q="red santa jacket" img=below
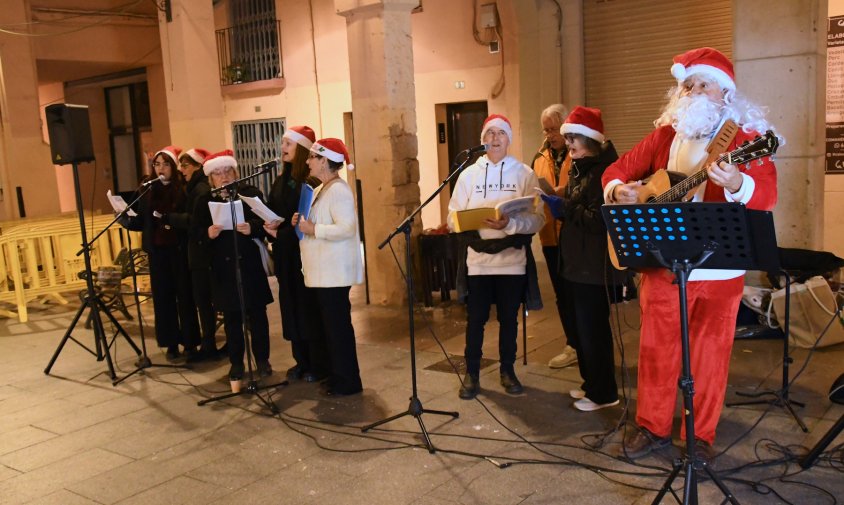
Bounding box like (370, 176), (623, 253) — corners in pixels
(602, 125), (777, 211)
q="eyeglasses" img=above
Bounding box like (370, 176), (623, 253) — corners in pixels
(152, 161), (169, 168)
(307, 153), (323, 160)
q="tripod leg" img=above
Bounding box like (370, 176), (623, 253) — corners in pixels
(783, 400), (809, 433)
(416, 416), (435, 453)
(652, 462), (683, 504)
(702, 464), (741, 505)
(682, 460), (697, 505)
(44, 301), (88, 374)
(800, 413), (844, 469)
(89, 301), (117, 380)
(361, 410), (412, 432)
(421, 408), (460, 419)
(97, 297), (142, 356)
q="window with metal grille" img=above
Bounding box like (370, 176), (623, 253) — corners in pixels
(232, 119), (286, 197)
(216, 0), (283, 85)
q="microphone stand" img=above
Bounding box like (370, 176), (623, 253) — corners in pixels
(360, 150), (480, 453)
(45, 164), (146, 384)
(198, 163), (286, 412)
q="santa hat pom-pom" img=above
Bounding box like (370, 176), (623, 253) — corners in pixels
(671, 62), (686, 81)
(346, 163), (355, 171)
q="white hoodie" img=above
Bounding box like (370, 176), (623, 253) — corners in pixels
(447, 154), (545, 275)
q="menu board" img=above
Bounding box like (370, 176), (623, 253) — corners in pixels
(827, 16), (844, 173)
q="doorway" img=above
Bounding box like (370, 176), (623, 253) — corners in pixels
(105, 82), (151, 194)
(436, 101), (488, 221)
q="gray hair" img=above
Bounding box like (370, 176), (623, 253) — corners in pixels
(540, 104), (569, 125)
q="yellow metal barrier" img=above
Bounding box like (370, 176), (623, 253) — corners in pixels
(0, 213), (141, 322)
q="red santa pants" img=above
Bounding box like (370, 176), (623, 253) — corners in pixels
(636, 270), (744, 444)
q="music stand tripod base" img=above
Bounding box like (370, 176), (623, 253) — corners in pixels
(603, 202), (780, 505)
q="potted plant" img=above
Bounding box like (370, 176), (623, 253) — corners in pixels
(224, 62), (250, 84)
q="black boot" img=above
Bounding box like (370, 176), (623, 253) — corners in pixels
(458, 374), (480, 400)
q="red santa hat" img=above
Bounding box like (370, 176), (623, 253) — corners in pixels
(670, 47), (735, 92)
(311, 138), (352, 167)
(179, 148), (210, 165)
(282, 125), (316, 150)
(480, 114), (513, 143)
(560, 106), (605, 143)
(154, 145), (182, 166)
(202, 149), (238, 175)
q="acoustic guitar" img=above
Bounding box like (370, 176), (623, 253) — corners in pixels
(607, 127), (780, 270)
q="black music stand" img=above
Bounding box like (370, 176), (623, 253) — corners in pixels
(603, 202), (779, 505)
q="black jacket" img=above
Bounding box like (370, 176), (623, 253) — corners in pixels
(169, 172), (213, 269)
(266, 163), (303, 269)
(205, 184), (273, 311)
(559, 141), (627, 286)
(122, 180), (188, 254)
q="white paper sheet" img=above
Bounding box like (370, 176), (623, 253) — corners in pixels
(209, 200), (244, 230)
(240, 195), (283, 224)
(107, 190), (137, 217)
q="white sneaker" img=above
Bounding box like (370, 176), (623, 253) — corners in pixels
(548, 345), (578, 369)
(573, 397), (620, 412)
(569, 388), (586, 399)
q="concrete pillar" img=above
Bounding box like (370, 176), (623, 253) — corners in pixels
(336, 0), (421, 306)
(734, 0), (827, 250)
(157, 0), (226, 149)
(0, 0), (61, 220)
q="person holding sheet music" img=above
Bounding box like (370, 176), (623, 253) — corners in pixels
(540, 107), (627, 412)
(447, 114), (545, 400)
(202, 150), (274, 382)
(120, 146), (199, 361)
(602, 48), (779, 464)
(263, 126), (328, 383)
(291, 138), (363, 396)
(167, 148), (223, 362)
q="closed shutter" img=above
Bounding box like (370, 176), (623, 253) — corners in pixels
(583, 0), (732, 153)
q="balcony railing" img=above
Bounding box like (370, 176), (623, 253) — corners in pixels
(216, 20), (283, 86)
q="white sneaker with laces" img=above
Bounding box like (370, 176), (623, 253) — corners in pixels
(573, 397), (620, 412)
(548, 345), (578, 368)
(569, 388), (586, 399)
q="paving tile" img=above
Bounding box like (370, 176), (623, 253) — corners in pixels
(0, 426), (57, 457)
(24, 489), (102, 505)
(0, 448), (132, 504)
(113, 475), (232, 505)
(0, 463), (21, 483)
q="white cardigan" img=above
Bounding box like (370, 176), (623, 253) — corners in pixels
(299, 178), (364, 288)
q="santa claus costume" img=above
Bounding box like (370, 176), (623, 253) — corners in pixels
(602, 47), (778, 446)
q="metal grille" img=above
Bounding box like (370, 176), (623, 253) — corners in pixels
(216, 0), (282, 85)
(583, 0), (732, 153)
(232, 118), (286, 197)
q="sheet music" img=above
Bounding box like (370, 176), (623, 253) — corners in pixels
(107, 190), (137, 217)
(209, 200), (244, 230)
(240, 195), (283, 224)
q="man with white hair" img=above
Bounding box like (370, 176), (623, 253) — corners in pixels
(531, 104), (577, 369)
(602, 47), (779, 464)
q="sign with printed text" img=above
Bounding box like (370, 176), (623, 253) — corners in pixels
(826, 16), (844, 173)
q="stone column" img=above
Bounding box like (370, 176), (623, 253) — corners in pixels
(336, 0), (421, 306)
(734, 0), (827, 250)
(157, 0), (226, 149)
(0, 0), (61, 220)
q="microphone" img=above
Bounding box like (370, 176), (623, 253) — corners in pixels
(255, 159), (279, 171)
(463, 144), (488, 155)
(141, 174), (166, 187)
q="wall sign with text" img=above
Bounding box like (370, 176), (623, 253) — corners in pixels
(827, 16), (844, 173)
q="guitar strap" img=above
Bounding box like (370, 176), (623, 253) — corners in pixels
(702, 119), (739, 168)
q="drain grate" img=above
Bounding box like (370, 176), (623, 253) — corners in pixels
(425, 355), (497, 374)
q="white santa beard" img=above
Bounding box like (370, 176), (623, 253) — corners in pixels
(670, 95), (724, 139)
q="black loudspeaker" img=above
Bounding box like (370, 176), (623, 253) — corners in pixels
(45, 104), (95, 165)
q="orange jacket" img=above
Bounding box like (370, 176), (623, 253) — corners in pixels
(531, 145), (570, 246)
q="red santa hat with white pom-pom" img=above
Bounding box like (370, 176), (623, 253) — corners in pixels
(202, 149), (237, 175)
(479, 114), (513, 143)
(179, 148), (210, 165)
(560, 106), (605, 143)
(282, 125), (316, 150)
(310, 138), (354, 171)
(154, 145), (182, 166)
(670, 47), (735, 92)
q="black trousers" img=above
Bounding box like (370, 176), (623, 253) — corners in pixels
(465, 274), (526, 376)
(311, 286), (361, 394)
(223, 306), (270, 368)
(191, 267), (217, 350)
(149, 246), (199, 349)
(542, 245), (567, 343)
(561, 279), (618, 404)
